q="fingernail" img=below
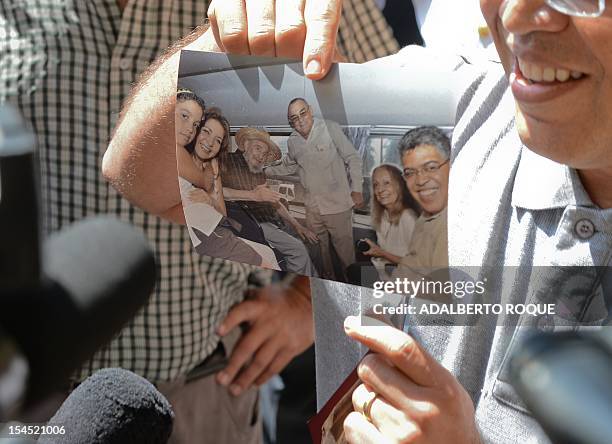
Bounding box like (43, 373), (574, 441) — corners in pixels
(305, 58), (322, 76)
(217, 324), (226, 336)
(217, 371), (229, 386)
(230, 384), (242, 396)
(344, 316), (358, 331)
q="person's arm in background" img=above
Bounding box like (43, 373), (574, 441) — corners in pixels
(328, 121), (364, 208)
(264, 156), (299, 176)
(204, 158), (227, 216)
(265, 143), (299, 177)
(362, 238), (402, 264)
(223, 185), (283, 203)
(102, 0), (342, 225)
(102, 26), (216, 225)
(177, 142), (220, 212)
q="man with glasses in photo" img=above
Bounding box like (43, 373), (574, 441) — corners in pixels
(393, 126), (450, 277)
(265, 98), (364, 282)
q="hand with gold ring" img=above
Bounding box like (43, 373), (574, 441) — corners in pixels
(342, 316), (482, 444)
(361, 389), (377, 423)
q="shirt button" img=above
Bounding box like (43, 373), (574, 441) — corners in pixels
(118, 58), (131, 71)
(574, 219), (595, 239)
(536, 314), (554, 332)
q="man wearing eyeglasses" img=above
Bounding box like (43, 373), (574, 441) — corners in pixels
(265, 97), (364, 282)
(393, 126), (450, 276)
(334, 1), (612, 443)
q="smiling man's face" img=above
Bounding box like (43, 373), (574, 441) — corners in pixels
(288, 100), (314, 138)
(402, 144), (449, 217)
(480, 0), (612, 171)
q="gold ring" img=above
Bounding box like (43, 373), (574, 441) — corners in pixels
(362, 392), (377, 422)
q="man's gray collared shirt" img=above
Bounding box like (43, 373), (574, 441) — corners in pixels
(266, 118), (363, 215)
(313, 48), (612, 443)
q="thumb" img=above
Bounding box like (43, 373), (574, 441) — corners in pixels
(303, 0), (342, 79)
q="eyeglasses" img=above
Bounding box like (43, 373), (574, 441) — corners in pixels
(288, 108), (310, 125)
(545, 0), (605, 17)
(403, 159), (449, 179)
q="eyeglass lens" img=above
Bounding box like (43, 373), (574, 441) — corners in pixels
(289, 109), (308, 123)
(546, 0), (605, 17)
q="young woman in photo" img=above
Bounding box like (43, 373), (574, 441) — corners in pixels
(177, 106), (278, 269)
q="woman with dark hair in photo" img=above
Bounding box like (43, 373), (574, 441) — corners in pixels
(181, 108), (231, 215)
(175, 89), (206, 146)
(177, 106), (279, 269)
(348, 164), (419, 285)
(175, 88), (215, 192)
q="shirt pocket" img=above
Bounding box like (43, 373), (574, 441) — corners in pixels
(492, 275), (608, 414)
(492, 327), (534, 414)
(300, 150), (339, 193)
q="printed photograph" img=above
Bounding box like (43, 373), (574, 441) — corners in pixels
(176, 50), (456, 285)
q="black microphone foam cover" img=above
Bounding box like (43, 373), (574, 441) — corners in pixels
(39, 368), (174, 444)
(0, 216), (156, 400)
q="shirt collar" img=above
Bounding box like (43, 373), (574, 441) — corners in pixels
(421, 206), (447, 222)
(511, 145), (594, 210)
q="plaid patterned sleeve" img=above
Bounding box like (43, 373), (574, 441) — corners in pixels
(338, 0), (400, 62)
(220, 152), (281, 224)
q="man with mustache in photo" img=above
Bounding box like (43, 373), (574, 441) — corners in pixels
(265, 98), (364, 282)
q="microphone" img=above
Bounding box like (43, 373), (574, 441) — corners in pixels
(510, 329), (612, 444)
(509, 267), (612, 444)
(0, 104), (41, 290)
(1, 103), (156, 405)
(0, 217), (156, 403)
(38, 368), (174, 444)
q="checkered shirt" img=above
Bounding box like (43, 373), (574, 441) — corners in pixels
(0, 0), (397, 382)
(220, 151), (281, 225)
(338, 0), (400, 62)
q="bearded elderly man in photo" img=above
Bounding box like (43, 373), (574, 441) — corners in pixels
(265, 98), (364, 282)
(221, 127), (317, 276)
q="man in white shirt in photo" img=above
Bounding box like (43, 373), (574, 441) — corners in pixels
(265, 98), (364, 281)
